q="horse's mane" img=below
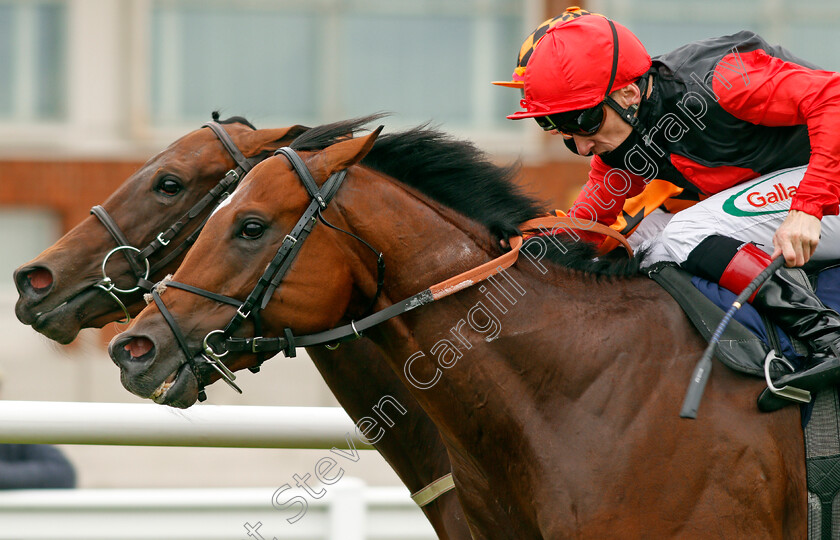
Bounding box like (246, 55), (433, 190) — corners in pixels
(289, 114), (387, 151)
(533, 238), (644, 279)
(288, 115), (641, 278)
(211, 111), (258, 130)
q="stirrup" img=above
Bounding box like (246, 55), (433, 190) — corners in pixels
(763, 349), (811, 405)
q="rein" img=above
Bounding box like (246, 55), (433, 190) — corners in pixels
(151, 148), (638, 399)
(221, 217), (629, 357)
(90, 121), (260, 324)
(153, 145), (526, 379)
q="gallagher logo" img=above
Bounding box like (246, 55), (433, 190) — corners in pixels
(722, 167), (805, 217)
(746, 184), (797, 207)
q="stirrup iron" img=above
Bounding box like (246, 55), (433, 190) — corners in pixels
(763, 349), (811, 404)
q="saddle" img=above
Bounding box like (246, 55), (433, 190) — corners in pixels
(647, 261), (804, 380)
(648, 261), (840, 406)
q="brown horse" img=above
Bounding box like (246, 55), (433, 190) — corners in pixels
(111, 120), (806, 538)
(12, 117), (479, 539)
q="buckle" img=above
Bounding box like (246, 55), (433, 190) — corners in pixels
(157, 232), (170, 246)
(236, 305), (251, 319)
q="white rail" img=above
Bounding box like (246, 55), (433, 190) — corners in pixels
(0, 479), (437, 540)
(0, 401), (367, 449)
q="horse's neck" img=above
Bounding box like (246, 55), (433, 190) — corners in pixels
(337, 175), (501, 301)
(340, 182), (690, 450)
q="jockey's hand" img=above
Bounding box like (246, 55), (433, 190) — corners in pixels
(772, 210), (821, 267)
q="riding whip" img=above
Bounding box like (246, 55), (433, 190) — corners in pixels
(679, 256), (785, 419)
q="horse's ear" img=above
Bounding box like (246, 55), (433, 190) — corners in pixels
(309, 126), (383, 180)
(237, 125), (310, 156)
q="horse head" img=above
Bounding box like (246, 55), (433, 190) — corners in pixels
(109, 126), (382, 408)
(13, 117), (307, 344)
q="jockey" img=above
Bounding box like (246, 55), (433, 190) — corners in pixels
(505, 13), (840, 399)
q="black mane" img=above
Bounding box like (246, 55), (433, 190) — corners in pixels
(362, 125), (543, 240)
(211, 111), (257, 130)
(289, 114), (387, 152)
(532, 237), (644, 278)
(286, 115), (640, 277)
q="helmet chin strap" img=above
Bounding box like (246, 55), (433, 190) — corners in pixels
(604, 74), (649, 137)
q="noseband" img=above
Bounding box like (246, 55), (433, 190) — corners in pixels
(149, 146), (385, 401)
(90, 121), (260, 324)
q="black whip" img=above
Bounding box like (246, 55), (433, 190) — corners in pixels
(680, 256), (785, 419)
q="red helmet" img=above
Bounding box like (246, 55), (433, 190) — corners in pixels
(507, 15), (651, 120)
(491, 7), (603, 89)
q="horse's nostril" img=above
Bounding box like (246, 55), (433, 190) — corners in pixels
(125, 337), (154, 359)
(27, 268), (53, 291)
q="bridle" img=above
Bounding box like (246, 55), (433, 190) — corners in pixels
(146, 141), (545, 403)
(90, 121), (261, 324)
(149, 146), (385, 401)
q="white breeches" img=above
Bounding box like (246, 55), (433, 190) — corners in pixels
(636, 166), (840, 266)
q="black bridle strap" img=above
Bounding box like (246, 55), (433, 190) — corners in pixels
(226, 153), (349, 326)
(166, 281), (243, 308)
(225, 235), (526, 355)
(91, 121), (259, 292)
(91, 205), (147, 281)
(203, 121), (258, 173)
(137, 168), (241, 265)
(152, 279), (261, 393)
(151, 287), (195, 368)
(222, 196), (325, 339)
(136, 121), (262, 266)
(258, 170), (349, 310)
(275, 147), (327, 208)
(226, 289), (435, 353)
(145, 208), (214, 277)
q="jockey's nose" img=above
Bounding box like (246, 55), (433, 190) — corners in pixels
(574, 136), (595, 156)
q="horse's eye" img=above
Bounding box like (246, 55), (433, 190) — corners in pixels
(156, 176), (182, 196)
(240, 220), (265, 239)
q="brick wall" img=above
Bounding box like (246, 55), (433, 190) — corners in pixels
(0, 158), (589, 235)
(0, 160), (146, 233)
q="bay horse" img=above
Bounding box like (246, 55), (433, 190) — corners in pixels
(110, 120), (807, 538)
(12, 117), (480, 538)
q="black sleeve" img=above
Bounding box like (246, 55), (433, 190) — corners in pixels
(0, 444), (77, 489)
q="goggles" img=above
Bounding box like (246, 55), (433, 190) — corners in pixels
(534, 103), (605, 135)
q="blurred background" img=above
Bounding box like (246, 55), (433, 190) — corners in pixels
(0, 0), (839, 538)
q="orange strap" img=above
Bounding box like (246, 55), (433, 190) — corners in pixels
(429, 236), (523, 300)
(428, 217), (632, 301)
(519, 216), (634, 258)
